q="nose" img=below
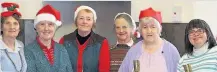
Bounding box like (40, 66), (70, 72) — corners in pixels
(120, 28), (124, 32)
(147, 27), (152, 33)
(9, 24), (15, 29)
(44, 24), (49, 30)
(83, 19), (88, 24)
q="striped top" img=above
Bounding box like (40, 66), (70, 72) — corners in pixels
(177, 44), (217, 72)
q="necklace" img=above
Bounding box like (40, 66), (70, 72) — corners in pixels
(4, 49), (23, 72)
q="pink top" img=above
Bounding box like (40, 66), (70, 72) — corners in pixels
(138, 44), (168, 72)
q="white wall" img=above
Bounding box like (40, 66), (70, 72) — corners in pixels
(1, 0), (194, 23)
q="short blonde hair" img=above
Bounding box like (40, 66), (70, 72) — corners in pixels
(138, 17), (162, 35)
(75, 9), (96, 28)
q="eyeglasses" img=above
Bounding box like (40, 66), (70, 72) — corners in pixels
(188, 28), (205, 36)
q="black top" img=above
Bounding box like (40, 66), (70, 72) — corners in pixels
(76, 30), (91, 45)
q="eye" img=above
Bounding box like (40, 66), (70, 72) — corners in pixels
(116, 26), (120, 29)
(13, 22), (18, 25)
(122, 26), (127, 29)
(79, 17), (84, 20)
(5, 21), (10, 25)
(40, 23), (45, 26)
(87, 18), (91, 21)
(143, 26), (147, 28)
(48, 23), (54, 26)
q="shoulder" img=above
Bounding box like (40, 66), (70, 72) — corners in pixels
(24, 40), (38, 50)
(208, 45), (217, 52)
(163, 39), (178, 51)
(62, 31), (76, 42)
(110, 44), (116, 50)
(126, 40), (143, 56)
(163, 39), (176, 48)
(54, 42), (67, 51)
(92, 33), (106, 43)
(16, 39), (24, 47)
(179, 54), (188, 63)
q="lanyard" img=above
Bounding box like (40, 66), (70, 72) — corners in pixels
(4, 49), (23, 72)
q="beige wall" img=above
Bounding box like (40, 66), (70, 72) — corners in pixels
(1, 0), (194, 23)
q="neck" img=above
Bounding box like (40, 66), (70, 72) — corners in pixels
(78, 30), (91, 37)
(2, 36), (16, 51)
(143, 37), (162, 53)
(193, 42), (209, 56)
(194, 42), (207, 49)
(39, 37), (51, 49)
(117, 38), (131, 44)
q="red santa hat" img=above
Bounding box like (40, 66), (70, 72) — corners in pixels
(74, 5), (97, 22)
(1, 2), (21, 17)
(34, 4), (62, 28)
(139, 7), (162, 33)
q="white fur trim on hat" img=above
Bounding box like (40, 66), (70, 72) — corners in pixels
(114, 12), (136, 35)
(34, 13), (62, 28)
(3, 8), (8, 12)
(74, 6), (97, 22)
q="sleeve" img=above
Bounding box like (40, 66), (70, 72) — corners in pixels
(62, 47), (73, 72)
(59, 37), (64, 44)
(177, 54), (187, 72)
(24, 48), (37, 72)
(98, 39), (110, 72)
(170, 44), (181, 72)
(0, 51), (3, 72)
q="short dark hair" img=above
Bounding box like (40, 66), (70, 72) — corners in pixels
(1, 14), (21, 34)
(184, 19), (216, 55)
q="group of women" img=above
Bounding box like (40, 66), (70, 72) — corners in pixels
(1, 2), (217, 72)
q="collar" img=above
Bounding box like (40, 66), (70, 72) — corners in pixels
(116, 38), (134, 47)
(0, 35), (22, 53)
(36, 36), (55, 50)
(193, 42), (209, 56)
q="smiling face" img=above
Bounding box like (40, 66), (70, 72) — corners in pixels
(115, 18), (132, 42)
(36, 21), (56, 41)
(139, 17), (161, 43)
(76, 9), (95, 33)
(188, 28), (207, 48)
(1, 16), (20, 38)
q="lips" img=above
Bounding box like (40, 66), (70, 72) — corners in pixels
(193, 37), (202, 41)
(43, 31), (51, 34)
(8, 30), (16, 32)
(147, 34), (153, 36)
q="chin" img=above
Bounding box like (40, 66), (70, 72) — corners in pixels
(144, 39), (155, 43)
(80, 29), (91, 32)
(7, 34), (18, 38)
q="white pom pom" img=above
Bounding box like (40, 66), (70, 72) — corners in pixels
(56, 20), (62, 26)
(136, 32), (141, 38)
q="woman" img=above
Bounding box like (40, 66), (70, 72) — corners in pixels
(177, 19), (217, 72)
(60, 5), (110, 72)
(110, 12), (138, 72)
(119, 7), (180, 72)
(0, 2), (27, 72)
(24, 4), (72, 72)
